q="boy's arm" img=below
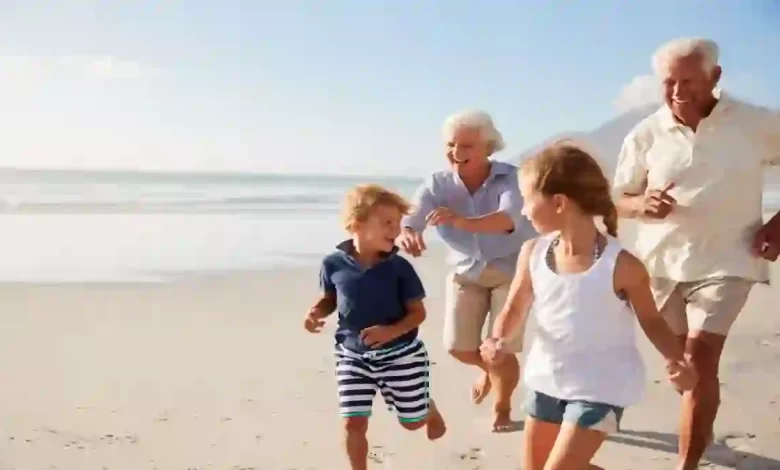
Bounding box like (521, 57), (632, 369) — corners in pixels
(615, 251), (685, 363)
(387, 299), (426, 337)
(312, 261), (338, 318)
(389, 258), (427, 335)
(310, 292), (337, 318)
(490, 238), (536, 341)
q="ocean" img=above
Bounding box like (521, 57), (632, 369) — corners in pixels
(0, 169), (423, 282)
(1, 168), (779, 283)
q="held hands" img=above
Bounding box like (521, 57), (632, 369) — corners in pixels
(642, 182), (677, 219)
(303, 308), (326, 333)
(360, 325), (400, 348)
(666, 357), (698, 391)
(479, 337), (508, 365)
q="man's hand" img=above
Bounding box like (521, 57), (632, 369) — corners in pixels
(303, 308), (326, 333)
(641, 182), (677, 219)
(752, 221), (780, 261)
(426, 206), (465, 229)
(360, 325), (399, 348)
(398, 227), (426, 257)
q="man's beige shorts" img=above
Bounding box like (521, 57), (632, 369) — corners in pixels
(443, 265), (524, 352)
(651, 276), (754, 336)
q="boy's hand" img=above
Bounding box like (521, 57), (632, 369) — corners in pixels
(303, 308), (326, 333)
(666, 357), (698, 391)
(398, 227), (426, 257)
(360, 325), (399, 348)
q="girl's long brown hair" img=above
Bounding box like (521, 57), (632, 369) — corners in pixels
(521, 141), (618, 237)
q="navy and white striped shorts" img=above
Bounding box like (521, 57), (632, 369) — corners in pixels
(334, 339), (431, 422)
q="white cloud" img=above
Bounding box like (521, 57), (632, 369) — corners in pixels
(613, 74), (661, 113)
(0, 54), (161, 82)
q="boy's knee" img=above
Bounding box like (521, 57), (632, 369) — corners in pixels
(342, 416), (369, 435)
(399, 419), (426, 431)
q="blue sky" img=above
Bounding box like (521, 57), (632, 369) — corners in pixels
(1, 1), (778, 176)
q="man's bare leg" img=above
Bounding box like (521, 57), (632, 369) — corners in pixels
(448, 349), (492, 404)
(677, 331), (726, 470)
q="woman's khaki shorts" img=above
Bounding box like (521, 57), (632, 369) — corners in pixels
(651, 276), (754, 336)
(443, 266), (525, 352)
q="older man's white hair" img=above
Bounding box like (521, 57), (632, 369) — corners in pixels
(652, 37), (720, 75)
(442, 110), (506, 155)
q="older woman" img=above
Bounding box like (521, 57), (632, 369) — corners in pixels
(399, 110), (535, 431)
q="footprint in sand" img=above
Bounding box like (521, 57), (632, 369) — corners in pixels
(457, 446), (484, 461)
(368, 445), (394, 467)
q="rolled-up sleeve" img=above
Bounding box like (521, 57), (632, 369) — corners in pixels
(613, 131), (649, 198)
(402, 175), (436, 232)
(497, 171), (526, 233)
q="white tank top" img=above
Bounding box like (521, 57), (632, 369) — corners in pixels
(523, 233), (646, 407)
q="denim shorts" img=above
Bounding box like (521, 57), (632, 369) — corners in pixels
(523, 390), (624, 434)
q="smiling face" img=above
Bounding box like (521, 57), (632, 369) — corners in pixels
(659, 53), (721, 125)
(445, 125), (491, 176)
(352, 204), (403, 253)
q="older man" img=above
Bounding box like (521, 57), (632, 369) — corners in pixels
(399, 110), (535, 431)
(614, 37), (780, 469)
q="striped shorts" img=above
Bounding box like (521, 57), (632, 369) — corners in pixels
(334, 339), (431, 423)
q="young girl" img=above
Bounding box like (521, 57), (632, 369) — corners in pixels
(479, 142), (697, 469)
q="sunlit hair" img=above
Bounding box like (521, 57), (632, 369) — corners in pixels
(341, 184), (411, 232)
(442, 110), (506, 155)
(520, 141), (618, 237)
(652, 37), (719, 76)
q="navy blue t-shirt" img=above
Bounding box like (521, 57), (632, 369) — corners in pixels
(319, 240), (426, 353)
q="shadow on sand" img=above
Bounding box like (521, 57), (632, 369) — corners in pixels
(608, 429), (780, 469)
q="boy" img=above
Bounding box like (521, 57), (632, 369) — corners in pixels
(304, 184), (446, 470)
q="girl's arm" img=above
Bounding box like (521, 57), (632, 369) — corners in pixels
(614, 251), (685, 363)
(489, 238), (537, 344)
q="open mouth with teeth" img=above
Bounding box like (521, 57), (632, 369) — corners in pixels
(451, 157), (470, 164)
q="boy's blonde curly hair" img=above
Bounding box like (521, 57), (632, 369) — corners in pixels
(342, 184), (412, 232)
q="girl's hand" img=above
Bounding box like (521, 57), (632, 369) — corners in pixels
(666, 357), (698, 391)
(479, 337), (507, 365)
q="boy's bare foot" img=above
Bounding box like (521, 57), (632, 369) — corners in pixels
(471, 372), (492, 404)
(492, 407), (513, 433)
(426, 401), (447, 441)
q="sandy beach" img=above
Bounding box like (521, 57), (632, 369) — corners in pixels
(0, 244), (779, 470)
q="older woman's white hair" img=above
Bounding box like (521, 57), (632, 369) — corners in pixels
(652, 37), (720, 75)
(442, 110), (506, 155)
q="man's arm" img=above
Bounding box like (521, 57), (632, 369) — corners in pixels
(613, 132), (650, 219)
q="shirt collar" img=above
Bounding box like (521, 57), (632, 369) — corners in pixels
(657, 89), (733, 130)
(336, 239), (399, 258)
